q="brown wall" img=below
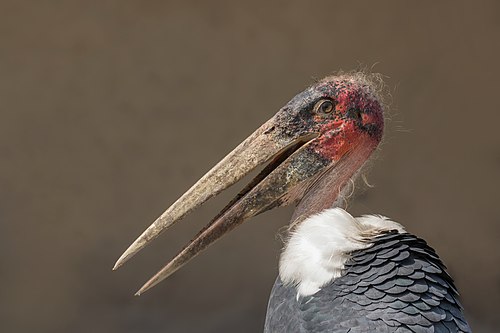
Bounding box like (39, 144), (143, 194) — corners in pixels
(1, 1), (499, 332)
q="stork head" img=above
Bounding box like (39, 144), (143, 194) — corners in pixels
(114, 73), (385, 294)
(274, 74), (383, 161)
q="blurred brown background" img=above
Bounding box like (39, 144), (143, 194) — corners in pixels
(1, 1), (499, 332)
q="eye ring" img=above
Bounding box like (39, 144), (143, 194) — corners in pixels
(314, 99), (335, 114)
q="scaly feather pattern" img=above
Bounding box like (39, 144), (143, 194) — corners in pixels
(265, 231), (471, 333)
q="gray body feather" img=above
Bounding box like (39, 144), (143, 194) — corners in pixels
(264, 232), (471, 333)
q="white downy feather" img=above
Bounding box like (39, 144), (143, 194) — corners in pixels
(279, 208), (405, 297)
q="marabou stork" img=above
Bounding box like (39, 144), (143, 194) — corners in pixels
(114, 74), (471, 332)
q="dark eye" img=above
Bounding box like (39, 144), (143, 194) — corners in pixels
(314, 99), (335, 114)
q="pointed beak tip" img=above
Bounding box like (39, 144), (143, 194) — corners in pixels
(135, 281), (155, 296)
(113, 253), (130, 271)
(113, 236), (148, 270)
(113, 216), (175, 272)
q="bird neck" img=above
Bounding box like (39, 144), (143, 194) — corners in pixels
(279, 208), (405, 297)
(290, 143), (375, 229)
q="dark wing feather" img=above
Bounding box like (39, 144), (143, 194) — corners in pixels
(264, 233), (471, 333)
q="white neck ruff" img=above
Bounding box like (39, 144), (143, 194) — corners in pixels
(279, 208), (405, 297)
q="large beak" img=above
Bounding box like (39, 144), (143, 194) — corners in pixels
(114, 115), (331, 295)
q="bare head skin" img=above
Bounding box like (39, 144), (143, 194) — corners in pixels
(113, 73), (384, 295)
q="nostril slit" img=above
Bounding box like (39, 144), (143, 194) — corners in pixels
(264, 126), (276, 134)
(347, 108), (362, 122)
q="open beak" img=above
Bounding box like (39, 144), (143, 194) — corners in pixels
(113, 74), (384, 295)
(113, 111), (333, 295)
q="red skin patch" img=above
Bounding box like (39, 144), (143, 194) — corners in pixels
(310, 81), (383, 162)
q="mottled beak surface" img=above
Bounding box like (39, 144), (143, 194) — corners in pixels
(114, 74), (384, 295)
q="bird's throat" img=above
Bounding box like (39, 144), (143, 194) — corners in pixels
(289, 143), (373, 229)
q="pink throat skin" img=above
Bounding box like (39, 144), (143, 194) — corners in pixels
(291, 136), (377, 227)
